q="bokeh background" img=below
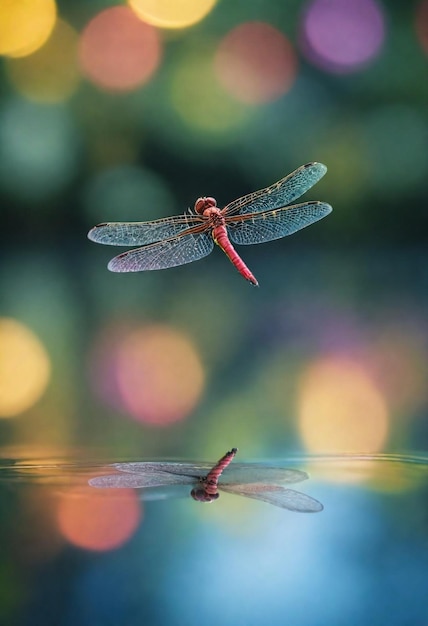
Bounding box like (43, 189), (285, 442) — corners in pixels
(1, 0), (428, 624)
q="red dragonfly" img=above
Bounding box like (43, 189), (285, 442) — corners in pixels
(89, 448), (323, 512)
(88, 162), (332, 286)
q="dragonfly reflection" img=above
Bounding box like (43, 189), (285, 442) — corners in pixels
(89, 448), (323, 513)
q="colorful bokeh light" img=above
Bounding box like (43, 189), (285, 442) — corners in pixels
(215, 22), (298, 105)
(6, 19), (79, 103)
(117, 325), (205, 425)
(0, 99), (79, 201)
(171, 51), (252, 135)
(415, 0), (428, 55)
(91, 323), (205, 426)
(298, 355), (389, 453)
(361, 105), (428, 195)
(305, 455), (427, 490)
(57, 486), (141, 551)
(20, 487), (63, 563)
(78, 6), (161, 92)
(366, 459), (427, 493)
(129, 0), (217, 29)
(301, 0), (385, 74)
(364, 326), (428, 416)
(83, 165), (175, 224)
(0, 0), (56, 58)
(0, 318), (51, 418)
(90, 324), (132, 414)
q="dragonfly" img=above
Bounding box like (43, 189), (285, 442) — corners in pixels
(87, 162), (332, 286)
(88, 448), (323, 512)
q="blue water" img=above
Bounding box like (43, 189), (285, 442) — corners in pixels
(0, 451), (427, 626)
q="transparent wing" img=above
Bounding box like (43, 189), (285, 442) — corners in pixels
(111, 462), (309, 486)
(89, 471), (198, 489)
(107, 232), (214, 272)
(223, 162), (327, 216)
(227, 201), (332, 245)
(220, 484), (324, 512)
(220, 466), (308, 486)
(89, 461), (216, 490)
(88, 462), (322, 511)
(88, 214), (203, 246)
(112, 461), (215, 476)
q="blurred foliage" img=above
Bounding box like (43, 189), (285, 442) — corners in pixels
(1, 2), (428, 625)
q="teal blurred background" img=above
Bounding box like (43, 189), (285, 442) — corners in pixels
(1, 0), (428, 624)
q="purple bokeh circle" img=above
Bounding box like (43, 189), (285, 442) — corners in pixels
(301, 0), (385, 74)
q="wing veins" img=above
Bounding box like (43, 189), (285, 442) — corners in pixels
(227, 201), (332, 245)
(107, 230), (214, 272)
(223, 162), (327, 216)
(88, 213), (205, 247)
(220, 484), (324, 512)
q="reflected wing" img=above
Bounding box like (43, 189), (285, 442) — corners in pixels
(227, 201), (332, 245)
(88, 214), (203, 246)
(89, 471), (198, 489)
(112, 461), (215, 476)
(111, 462), (309, 484)
(220, 484), (324, 512)
(223, 163), (327, 216)
(107, 232), (214, 272)
(115, 462), (309, 485)
(89, 460), (223, 490)
(220, 465), (308, 486)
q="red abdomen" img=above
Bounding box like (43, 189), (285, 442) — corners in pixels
(213, 225), (258, 286)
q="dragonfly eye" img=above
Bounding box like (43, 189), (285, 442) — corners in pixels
(194, 197), (217, 214)
(191, 488), (219, 503)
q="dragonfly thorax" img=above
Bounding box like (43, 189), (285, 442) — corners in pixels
(190, 487), (220, 503)
(194, 196), (217, 215)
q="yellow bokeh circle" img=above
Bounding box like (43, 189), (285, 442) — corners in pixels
(129, 0), (217, 29)
(0, 318), (51, 417)
(298, 356), (389, 454)
(6, 19), (79, 103)
(0, 0), (56, 58)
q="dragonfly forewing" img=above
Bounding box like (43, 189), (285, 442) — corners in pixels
(108, 232), (214, 272)
(227, 201), (332, 246)
(223, 162), (327, 216)
(89, 470), (198, 489)
(112, 461), (216, 477)
(88, 215), (204, 247)
(89, 463), (309, 489)
(218, 465), (309, 486)
(112, 462), (309, 485)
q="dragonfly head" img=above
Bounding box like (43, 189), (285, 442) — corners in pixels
(190, 487), (220, 503)
(194, 196), (217, 215)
